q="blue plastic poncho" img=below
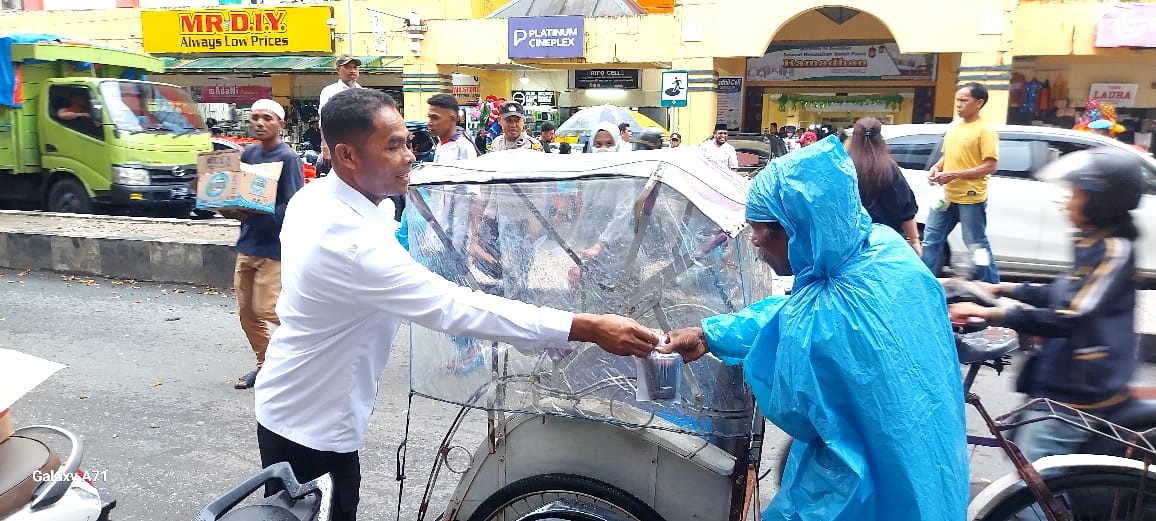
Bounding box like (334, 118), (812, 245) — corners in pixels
(702, 136), (967, 521)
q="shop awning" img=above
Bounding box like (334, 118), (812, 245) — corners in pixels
(160, 55), (403, 73)
(488, 0), (646, 17)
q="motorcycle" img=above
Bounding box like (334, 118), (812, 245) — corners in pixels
(193, 463), (332, 521)
(0, 426), (115, 521)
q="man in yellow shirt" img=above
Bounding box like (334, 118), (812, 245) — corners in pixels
(921, 82), (1001, 283)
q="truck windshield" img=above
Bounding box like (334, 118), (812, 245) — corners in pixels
(99, 81), (207, 134)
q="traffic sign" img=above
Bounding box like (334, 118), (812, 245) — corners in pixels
(660, 71), (689, 107)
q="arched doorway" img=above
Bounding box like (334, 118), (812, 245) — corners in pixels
(742, 6), (943, 134)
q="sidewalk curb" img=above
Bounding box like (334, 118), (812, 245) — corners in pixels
(0, 230), (236, 288)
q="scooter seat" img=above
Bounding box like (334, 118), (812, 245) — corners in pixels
(1104, 398), (1156, 432)
(0, 436), (62, 518)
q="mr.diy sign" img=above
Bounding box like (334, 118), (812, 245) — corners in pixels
(142, 6), (334, 54)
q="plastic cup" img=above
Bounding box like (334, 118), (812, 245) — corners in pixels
(642, 351), (682, 401)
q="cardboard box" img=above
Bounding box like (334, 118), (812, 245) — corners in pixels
(1, 349), (66, 442)
(0, 409), (12, 442)
(195, 149), (283, 214)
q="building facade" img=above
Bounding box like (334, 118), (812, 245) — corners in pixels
(3, 0), (1152, 146)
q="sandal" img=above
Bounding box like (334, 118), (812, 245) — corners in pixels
(234, 370), (258, 389)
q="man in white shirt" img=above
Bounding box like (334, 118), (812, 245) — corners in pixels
(700, 123), (739, 171)
(427, 93), (477, 163)
(254, 88), (658, 521)
(317, 54), (362, 166)
(617, 122), (633, 152)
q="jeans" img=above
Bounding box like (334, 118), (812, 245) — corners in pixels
(920, 201), (1000, 283)
(1010, 409), (1092, 462)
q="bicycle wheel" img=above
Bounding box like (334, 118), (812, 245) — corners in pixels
(466, 473), (665, 521)
(978, 470), (1156, 521)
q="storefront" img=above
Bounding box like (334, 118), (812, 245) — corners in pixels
(137, 5), (403, 145)
(1009, 2), (1156, 151)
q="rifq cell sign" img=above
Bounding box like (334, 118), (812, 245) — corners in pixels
(508, 16), (584, 59)
(141, 6), (334, 54)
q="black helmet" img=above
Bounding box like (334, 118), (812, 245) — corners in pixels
(637, 126), (664, 150)
(1036, 146), (1145, 227)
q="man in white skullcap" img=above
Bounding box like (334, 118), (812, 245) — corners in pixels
(224, 98), (306, 389)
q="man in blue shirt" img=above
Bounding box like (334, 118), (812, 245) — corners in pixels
(222, 99), (305, 389)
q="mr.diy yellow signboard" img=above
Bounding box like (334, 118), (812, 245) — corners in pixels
(141, 6), (334, 53)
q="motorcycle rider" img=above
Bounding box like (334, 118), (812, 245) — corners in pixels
(636, 126), (664, 151)
(949, 146), (1145, 462)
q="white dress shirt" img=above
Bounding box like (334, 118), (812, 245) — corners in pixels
(699, 140), (739, 169)
(432, 131), (478, 163)
(254, 175), (574, 453)
(318, 79), (360, 111)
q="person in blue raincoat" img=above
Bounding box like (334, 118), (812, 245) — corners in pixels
(662, 136), (968, 521)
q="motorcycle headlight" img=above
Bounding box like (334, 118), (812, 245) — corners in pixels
(112, 166), (150, 186)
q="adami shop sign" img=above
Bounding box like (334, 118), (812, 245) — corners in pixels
(141, 6), (334, 53)
(508, 16), (584, 59)
(1096, 3), (1156, 47)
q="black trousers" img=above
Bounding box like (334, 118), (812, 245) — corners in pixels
(257, 423), (362, 521)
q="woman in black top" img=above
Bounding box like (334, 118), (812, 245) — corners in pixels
(846, 117), (921, 256)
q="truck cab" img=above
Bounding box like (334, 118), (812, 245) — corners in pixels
(0, 36), (211, 215)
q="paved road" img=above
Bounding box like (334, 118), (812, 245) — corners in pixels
(2, 269), (1153, 520)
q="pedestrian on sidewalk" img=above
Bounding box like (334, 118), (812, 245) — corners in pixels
(921, 81), (1001, 282)
(700, 123), (738, 171)
(222, 99), (305, 390)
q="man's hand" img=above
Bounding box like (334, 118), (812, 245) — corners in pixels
(569, 313), (658, 358)
(218, 209), (251, 222)
(659, 327), (709, 363)
(927, 166), (940, 185)
(468, 241), (497, 266)
(948, 302), (993, 321)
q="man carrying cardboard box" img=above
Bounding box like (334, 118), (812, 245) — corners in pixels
(221, 99), (305, 390)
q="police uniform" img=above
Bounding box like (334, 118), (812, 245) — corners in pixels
(491, 133), (543, 152)
(490, 100), (544, 152)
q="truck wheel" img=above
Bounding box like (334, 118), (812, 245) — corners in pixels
(46, 178), (93, 214)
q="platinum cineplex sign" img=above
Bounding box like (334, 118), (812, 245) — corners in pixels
(508, 15), (584, 59)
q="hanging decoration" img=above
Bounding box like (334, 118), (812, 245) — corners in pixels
(776, 93), (905, 113)
(1073, 98), (1126, 136)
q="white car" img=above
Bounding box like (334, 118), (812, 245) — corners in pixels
(877, 124), (1156, 284)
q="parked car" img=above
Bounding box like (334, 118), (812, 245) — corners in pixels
(875, 124), (1156, 284)
(727, 132), (788, 177)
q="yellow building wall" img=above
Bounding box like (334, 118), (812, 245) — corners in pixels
(1012, 0), (1156, 56)
(771, 9), (895, 43)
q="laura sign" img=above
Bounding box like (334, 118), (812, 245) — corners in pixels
(1089, 83), (1138, 108)
(508, 16), (584, 59)
(141, 6), (334, 53)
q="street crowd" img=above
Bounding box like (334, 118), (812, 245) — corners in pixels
(212, 54), (1149, 521)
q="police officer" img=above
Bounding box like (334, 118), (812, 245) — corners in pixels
(636, 126), (664, 151)
(491, 101), (544, 152)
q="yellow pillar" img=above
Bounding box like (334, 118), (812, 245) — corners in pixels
(271, 74), (294, 107)
(671, 58), (717, 144)
(475, 69), (513, 100)
(402, 62), (453, 120)
(934, 53), (962, 121)
(956, 51), (1011, 124)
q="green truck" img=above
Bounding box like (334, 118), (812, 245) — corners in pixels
(0, 36), (210, 215)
